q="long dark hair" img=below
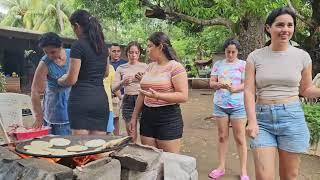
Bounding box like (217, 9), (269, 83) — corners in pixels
(265, 7), (296, 38)
(69, 10), (105, 54)
(148, 32), (178, 61)
(125, 41), (142, 57)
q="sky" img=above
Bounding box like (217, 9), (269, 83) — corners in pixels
(0, 4), (8, 14)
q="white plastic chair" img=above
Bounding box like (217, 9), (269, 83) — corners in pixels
(0, 93), (33, 143)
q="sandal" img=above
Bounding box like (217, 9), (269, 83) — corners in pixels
(240, 175), (250, 180)
(208, 169), (225, 179)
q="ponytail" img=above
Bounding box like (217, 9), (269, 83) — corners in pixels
(148, 32), (179, 61)
(88, 17), (105, 54)
(70, 10), (105, 54)
(163, 44), (178, 61)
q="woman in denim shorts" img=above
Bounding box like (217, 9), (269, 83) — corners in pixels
(245, 7), (320, 180)
(208, 38), (249, 180)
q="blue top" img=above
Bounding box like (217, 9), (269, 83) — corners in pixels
(211, 59), (246, 108)
(111, 59), (127, 70)
(41, 49), (71, 124)
(41, 49), (71, 88)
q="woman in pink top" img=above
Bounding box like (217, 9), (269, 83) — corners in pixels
(130, 32), (188, 153)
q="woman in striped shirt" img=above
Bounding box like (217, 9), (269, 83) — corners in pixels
(129, 32), (188, 153)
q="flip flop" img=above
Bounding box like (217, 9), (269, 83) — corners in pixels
(240, 175), (250, 180)
(208, 169), (225, 179)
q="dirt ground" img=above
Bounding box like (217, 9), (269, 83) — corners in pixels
(179, 89), (320, 180)
(21, 89), (320, 179)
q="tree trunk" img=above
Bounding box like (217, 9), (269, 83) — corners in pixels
(238, 14), (265, 60)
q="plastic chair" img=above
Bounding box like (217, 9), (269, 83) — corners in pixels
(0, 93), (33, 134)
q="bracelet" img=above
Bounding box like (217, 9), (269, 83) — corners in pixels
(155, 93), (160, 100)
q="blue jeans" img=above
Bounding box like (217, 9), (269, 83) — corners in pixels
(44, 121), (71, 135)
(213, 104), (247, 119)
(106, 112), (114, 133)
(250, 101), (310, 153)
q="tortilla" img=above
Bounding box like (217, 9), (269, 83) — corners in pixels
(102, 136), (129, 148)
(23, 145), (34, 150)
(49, 138), (71, 146)
(85, 139), (106, 148)
(26, 149), (51, 155)
(30, 140), (53, 148)
(66, 145), (88, 152)
(95, 146), (104, 151)
(49, 149), (74, 156)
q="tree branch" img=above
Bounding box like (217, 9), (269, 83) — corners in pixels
(287, 0), (315, 28)
(141, 0), (233, 29)
(167, 11), (233, 28)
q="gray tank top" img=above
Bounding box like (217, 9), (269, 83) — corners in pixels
(247, 46), (312, 99)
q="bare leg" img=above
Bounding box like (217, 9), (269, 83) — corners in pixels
(216, 117), (230, 171)
(156, 139), (181, 153)
(279, 149), (300, 180)
(90, 130), (106, 135)
(230, 118), (248, 176)
(141, 135), (157, 147)
(113, 117), (120, 135)
(253, 147), (276, 180)
(72, 129), (89, 135)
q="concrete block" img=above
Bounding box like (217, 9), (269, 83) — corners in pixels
(112, 143), (162, 172)
(75, 159), (121, 180)
(120, 159), (163, 180)
(162, 152), (197, 180)
(17, 158), (74, 180)
(0, 146), (20, 160)
(0, 158), (73, 180)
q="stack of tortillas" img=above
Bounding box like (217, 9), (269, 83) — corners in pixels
(23, 138), (73, 156)
(22, 136), (130, 156)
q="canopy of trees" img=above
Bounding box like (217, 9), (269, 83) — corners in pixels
(1, 0), (320, 75)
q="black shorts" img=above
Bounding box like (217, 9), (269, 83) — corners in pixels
(140, 104), (183, 140)
(121, 94), (139, 122)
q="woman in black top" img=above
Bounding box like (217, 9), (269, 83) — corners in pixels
(58, 10), (109, 135)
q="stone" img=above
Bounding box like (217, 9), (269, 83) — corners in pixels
(120, 159), (163, 180)
(162, 152), (198, 180)
(112, 143), (162, 172)
(0, 146), (20, 160)
(74, 158), (121, 180)
(0, 158), (73, 180)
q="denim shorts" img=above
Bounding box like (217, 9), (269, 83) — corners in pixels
(250, 101), (310, 153)
(44, 121), (71, 135)
(106, 112), (114, 133)
(213, 104), (246, 119)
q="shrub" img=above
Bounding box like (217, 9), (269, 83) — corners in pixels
(302, 103), (320, 146)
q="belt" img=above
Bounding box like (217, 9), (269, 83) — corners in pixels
(256, 96), (299, 105)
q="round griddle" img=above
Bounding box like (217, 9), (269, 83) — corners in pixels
(15, 135), (132, 158)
